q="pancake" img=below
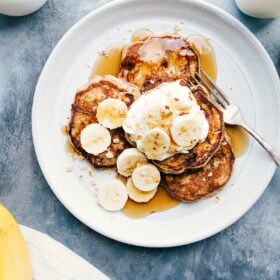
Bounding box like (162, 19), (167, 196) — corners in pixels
(163, 138), (235, 202)
(119, 34), (199, 92)
(153, 85), (224, 174)
(69, 75), (140, 167)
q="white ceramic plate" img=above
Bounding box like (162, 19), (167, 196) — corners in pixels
(32, 0), (280, 247)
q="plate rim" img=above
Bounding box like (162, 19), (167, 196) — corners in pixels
(32, 0), (280, 247)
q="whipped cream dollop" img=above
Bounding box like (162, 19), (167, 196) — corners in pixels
(123, 82), (209, 161)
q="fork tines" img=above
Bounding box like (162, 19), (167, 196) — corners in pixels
(193, 69), (231, 109)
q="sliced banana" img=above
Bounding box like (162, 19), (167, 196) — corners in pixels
(96, 98), (128, 129)
(117, 148), (148, 177)
(132, 164), (161, 192)
(141, 128), (170, 160)
(126, 178), (157, 203)
(97, 180), (128, 211)
(167, 84), (197, 111)
(80, 123), (111, 155)
(171, 115), (203, 147)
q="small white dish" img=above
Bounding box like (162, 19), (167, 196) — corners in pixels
(32, 0), (280, 247)
(235, 0), (280, 18)
(0, 0), (47, 16)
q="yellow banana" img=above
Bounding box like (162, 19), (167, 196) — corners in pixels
(0, 204), (32, 280)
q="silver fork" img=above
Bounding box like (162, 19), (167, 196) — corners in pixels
(193, 69), (280, 166)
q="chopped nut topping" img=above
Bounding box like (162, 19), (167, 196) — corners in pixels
(98, 50), (108, 57)
(106, 151), (114, 159)
(66, 166), (73, 172)
(179, 112), (188, 116)
(80, 165), (88, 171)
(160, 105), (173, 118)
(72, 154), (79, 160)
(113, 138), (120, 144)
(202, 178), (206, 182)
(208, 172), (213, 177)
(173, 23), (182, 32)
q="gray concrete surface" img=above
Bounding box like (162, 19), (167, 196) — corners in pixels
(0, 0), (279, 279)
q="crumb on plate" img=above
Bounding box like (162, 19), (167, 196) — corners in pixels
(66, 165), (73, 172)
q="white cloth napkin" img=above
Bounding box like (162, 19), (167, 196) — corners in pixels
(20, 225), (110, 280)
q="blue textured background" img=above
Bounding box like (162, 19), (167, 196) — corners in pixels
(0, 0), (279, 279)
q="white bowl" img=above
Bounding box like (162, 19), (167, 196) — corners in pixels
(235, 0), (280, 18)
(0, 0), (48, 16)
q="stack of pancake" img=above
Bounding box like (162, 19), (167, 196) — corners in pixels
(69, 34), (235, 202)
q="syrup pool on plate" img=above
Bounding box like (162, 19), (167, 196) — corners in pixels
(65, 139), (78, 157)
(89, 42), (126, 79)
(187, 34), (217, 81)
(61, 125), (68, 136)
(122, 186), (180, 219)
(130, 28), (153, 42)
(226, 125), (249, 158)
(90, 29), (153, 79)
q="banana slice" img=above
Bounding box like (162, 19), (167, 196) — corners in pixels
(132, 164), (161, 191)
(171, 115), (203, 147)
(126, 178), (157, 203)
(97, 180), (128, 211)
(167, 84), (197, 111)
(141, 128), (170, 159)
(80, 123), (111, 155)
(96, 98), (128, 129)
(117, 148), (148, 177)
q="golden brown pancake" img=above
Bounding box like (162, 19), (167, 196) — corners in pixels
(163, 138), (235, 202)
(153, 85), (224, 174)
(119, 34), (199, 92)
(69, 75), (140, 167)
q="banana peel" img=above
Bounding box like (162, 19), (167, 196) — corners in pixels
(0, 204), (32, 280)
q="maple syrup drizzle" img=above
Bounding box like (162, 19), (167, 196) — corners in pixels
(226, 125), (249, 158)
(61, 125), (68, 136)
(65, 139), (77, 156)
(122, 186), (180, 219)
(89, 42), (126, 80)
(61, 125), (80, 157)
(131, 28), (153, 42)
(187, 34), (217, 81)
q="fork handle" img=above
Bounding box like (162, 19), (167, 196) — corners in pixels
(241, 123), (280, 166)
